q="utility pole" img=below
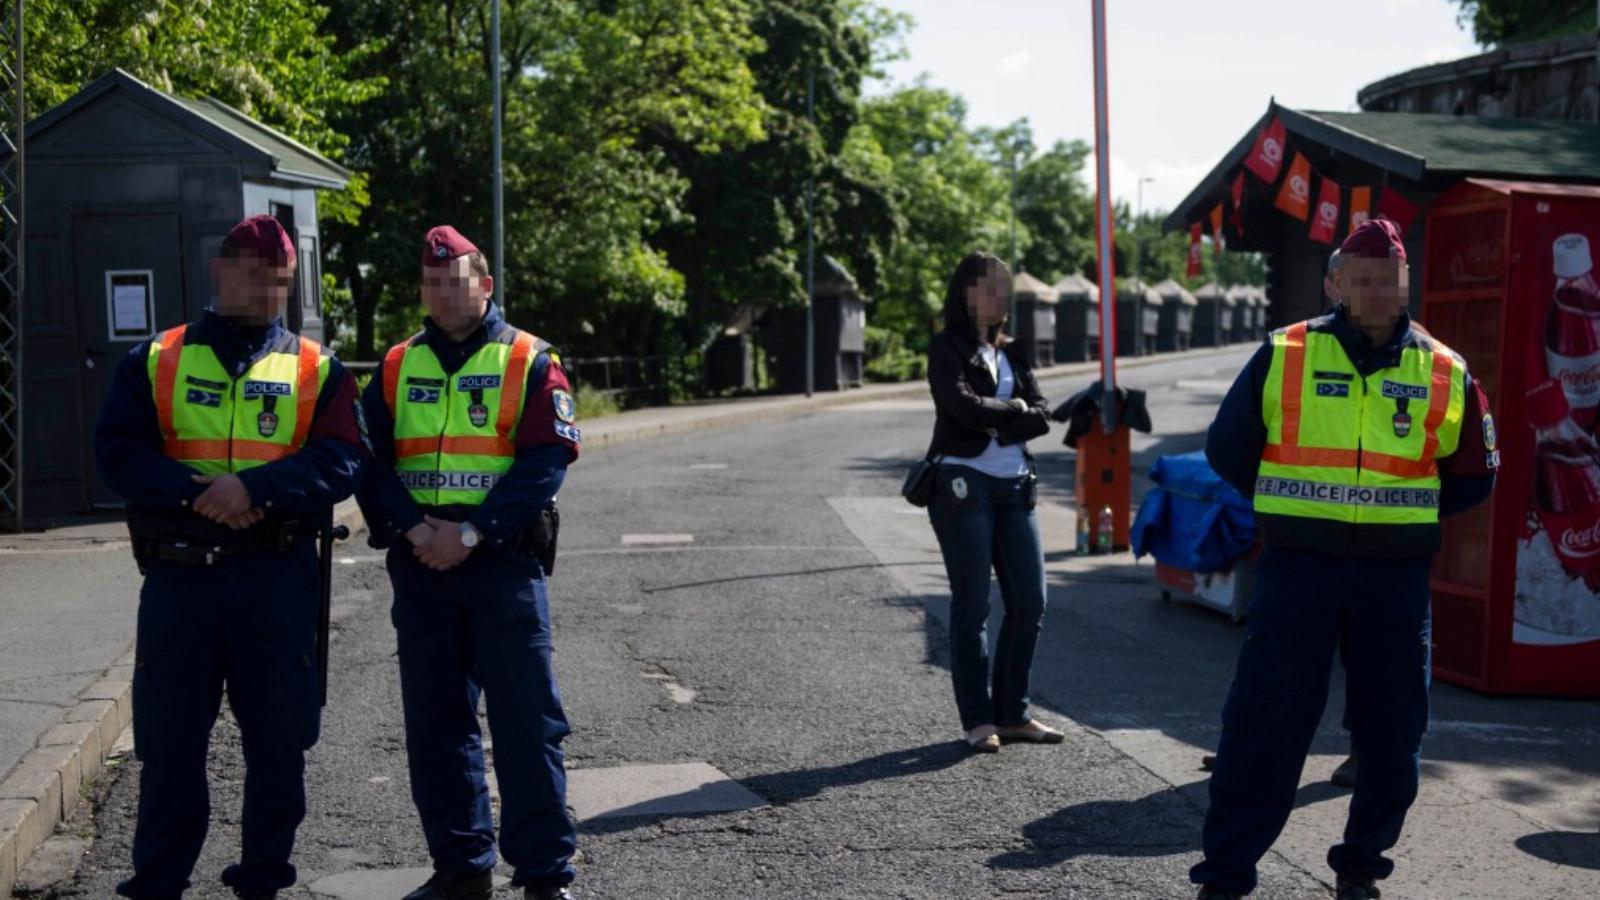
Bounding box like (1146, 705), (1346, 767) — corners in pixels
(491, 0), (505, 308)
(1132, 175), (1154, 288)
(1091, 0), (1116, 430)
(805, 63), (816, 397)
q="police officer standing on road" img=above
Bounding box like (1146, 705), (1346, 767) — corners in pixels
(356, 226), (580, 900)
(95, 215), (369, 900)
(1190, 218), (1499, 900)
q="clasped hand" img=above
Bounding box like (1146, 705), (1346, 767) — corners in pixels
(406, 514), (474, 571)
(191, 474), (264, 530)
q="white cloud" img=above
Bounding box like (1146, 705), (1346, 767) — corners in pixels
(997, 50), (1032, 78)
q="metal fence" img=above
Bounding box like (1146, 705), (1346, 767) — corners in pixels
(337, 354), (695, 404)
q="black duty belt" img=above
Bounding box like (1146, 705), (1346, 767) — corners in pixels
(129, 517), (305, 567)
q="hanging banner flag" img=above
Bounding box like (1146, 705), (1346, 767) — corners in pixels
(1187, 223), (1203, 278)
(1230, 172), (1246, 233)
(1309, 176), (1341, 244)
(1245, 117), (1287, 184)
(1349, 186), (1372, 232)
(1209, 204), (1225, 255)
(1378, 187), (1421, 232)
(1274, 153), (1312, 220)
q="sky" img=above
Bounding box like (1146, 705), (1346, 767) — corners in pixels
(871, 0), (1484, 215)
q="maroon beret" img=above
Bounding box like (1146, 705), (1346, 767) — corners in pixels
(422, 225), (479, 267)
(1338, 217), (1407, 262)
(222, 215), (296, 266)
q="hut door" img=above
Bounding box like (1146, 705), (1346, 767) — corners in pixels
(72, 212), (185, 508)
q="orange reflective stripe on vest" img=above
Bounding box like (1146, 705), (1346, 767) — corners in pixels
(383, 340), (410, 415)
(498, 332), (537, 438)
(291, 336), (321, 448)
(1277, 321), (1307, 448)
(153, 325), (188, 444)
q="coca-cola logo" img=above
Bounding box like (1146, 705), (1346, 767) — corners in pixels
(1261, 137), (1283, 165)
(1559, 520), (1600, 559)
(1351, 211), (1370, 230)
(1318, 201), (1337, 224)
(1554, 364), (1600, 392)
(1290, 175), (1308, 200)
(1447, 237), (1505, 287)
(1190, 242), (1201, 262)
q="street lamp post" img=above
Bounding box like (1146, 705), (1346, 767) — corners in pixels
(491, 0), (504, 308)
(1132, 175), (1154, 288)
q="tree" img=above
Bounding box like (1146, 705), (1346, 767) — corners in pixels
(1014, 140), (1095, 283)
(319, 0), (769, 359)
(25, 0), (385, 226)
(1451, 1), (1591, 46)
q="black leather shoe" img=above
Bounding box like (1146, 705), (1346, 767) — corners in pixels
(1197, 887), (1241, 900)
(525, 886), (575, 900)
(403, 869), (494, 900)
(1336, 874), (1382, 900)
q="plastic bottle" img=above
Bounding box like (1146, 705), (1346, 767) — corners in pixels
(1096, 503), (1115, 555)
(1527, 379), (1600, 589)
(1544, 234), (1600, 430)
(1076, 505), (1090, 556)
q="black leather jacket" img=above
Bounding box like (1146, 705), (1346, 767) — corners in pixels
(924, 330), (1050, 460)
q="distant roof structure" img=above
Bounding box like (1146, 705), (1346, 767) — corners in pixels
(1052, 274), (1100, 301)
(18, 68), (351, 189)
(1165, 100), (1600, 237)
(1153, 278), (1198, 307)
(1013, 271), (1058, 304)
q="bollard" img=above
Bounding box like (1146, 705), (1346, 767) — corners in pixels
(1074, 411), (1131, 551)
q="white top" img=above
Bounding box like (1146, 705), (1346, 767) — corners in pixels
(944, 345), (1031, 479)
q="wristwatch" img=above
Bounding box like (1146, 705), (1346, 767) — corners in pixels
(458, 522), (481, 549)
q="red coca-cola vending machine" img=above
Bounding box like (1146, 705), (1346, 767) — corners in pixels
(1423, 179), (1600, 696)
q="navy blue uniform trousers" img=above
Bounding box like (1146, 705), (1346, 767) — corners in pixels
(387, 545), (576, 888)
(119, 546), (321, 899)
(1191, 547), (1433, 895)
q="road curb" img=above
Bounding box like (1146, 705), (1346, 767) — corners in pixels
(0, 649), (134, 898)
(329, 344), (1250, 551)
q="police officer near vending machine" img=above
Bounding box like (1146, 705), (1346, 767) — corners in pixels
(1191, 218), (1499, 900)
(356, 226), (580, 900)
(95, 215), (368, 900)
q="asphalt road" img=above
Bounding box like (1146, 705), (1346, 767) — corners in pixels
(43, 347), (1600, 899)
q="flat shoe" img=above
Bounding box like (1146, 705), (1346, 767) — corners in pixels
(966, 725), (1000, 753)
(997, 720), (1065, 744)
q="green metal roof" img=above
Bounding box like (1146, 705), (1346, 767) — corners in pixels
(169, 94), (351, 188)
(1301, 109), (1600, 181)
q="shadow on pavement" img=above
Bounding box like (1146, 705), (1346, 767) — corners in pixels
(1514, 831), (1600, 870)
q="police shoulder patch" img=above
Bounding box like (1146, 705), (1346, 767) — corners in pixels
(1482, 413), (1497, 453)
(554, 421), (582, 443)
(552, 390), (576, 423)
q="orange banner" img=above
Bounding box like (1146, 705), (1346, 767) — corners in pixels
(1209, 204), (1225, 255)
(1274, 153), (1312, 221)
(1349, 186), (1372, 232)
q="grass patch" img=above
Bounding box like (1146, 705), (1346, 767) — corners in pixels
(575, 390), (622, 420)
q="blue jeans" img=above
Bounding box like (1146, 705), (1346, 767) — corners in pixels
(388, 546), (577, 889)
(927, 465), (1047, 732)
(1191, 546), (1433, 895)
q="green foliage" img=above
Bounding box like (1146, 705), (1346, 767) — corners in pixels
(25, 0), (386, 225)
(1452, 1), (1591, 46)
(574, 389), (623, 421)
(863, 325), (925, 382)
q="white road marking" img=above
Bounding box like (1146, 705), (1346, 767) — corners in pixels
(620, 534), (695, 545)
(688, 463), (729, 470)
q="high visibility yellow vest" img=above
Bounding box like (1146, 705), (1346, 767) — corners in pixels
(147, 324), (328, 474)
(382, 327), (547, 506)
(1255, 320), (1466, 547)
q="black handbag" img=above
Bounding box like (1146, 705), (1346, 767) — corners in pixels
(901, 456), (938, 508)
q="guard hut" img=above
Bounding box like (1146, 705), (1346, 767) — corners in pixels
(1225, 286), (1251, 343)
(1153, 279), (1198, 352)
(1165, 100), (1600, 327)
(1117, 279), (1162, 357)
(1191, 282), (1231, 347)
(765, 255), (868, 394)
(10, 69), (350, 523)
(1011, 271), (1058, 368)
(1052, 274), (1099, 362)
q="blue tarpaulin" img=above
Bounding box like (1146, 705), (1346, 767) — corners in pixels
(1130, 451), (1257, 573)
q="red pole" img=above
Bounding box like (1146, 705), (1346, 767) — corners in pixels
(1091, 0), (1118, 432)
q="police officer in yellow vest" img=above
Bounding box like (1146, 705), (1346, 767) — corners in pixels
(94, 215), (369, 900)
(1191, 219), (1498, 900)
(356, 226), (580, 900)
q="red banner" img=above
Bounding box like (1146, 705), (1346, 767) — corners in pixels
(1187, 223), (1203, 278)
(1230, 172), (1245, 233)
(1349, 186), (1372, 232)
(1210, 204), (1225, 255)
(1274, 153), (1311, 221)
(1245, 117), (1287, 184)
(1309, 176), (1341, 244)
(1378, 187), (1420, 232)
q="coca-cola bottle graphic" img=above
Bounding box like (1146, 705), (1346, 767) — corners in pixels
(1527, 379), (1600, 589)
(1545, 233), (1600, 431)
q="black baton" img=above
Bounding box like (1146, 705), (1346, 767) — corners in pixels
(316, 523), (351, 707)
